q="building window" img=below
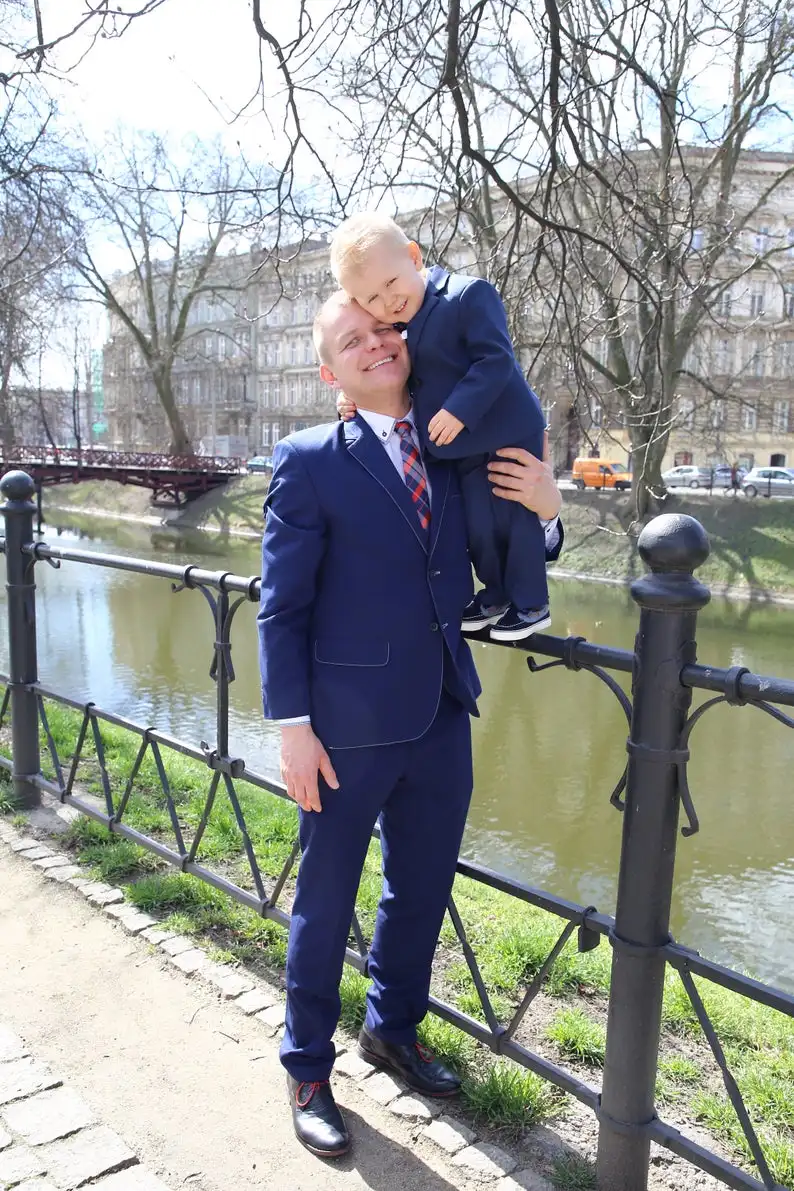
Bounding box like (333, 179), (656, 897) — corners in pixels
(289, 339), (298, 365)
(541, 398), (553, 428)
(272, 421), (281, 443)
(268, 342), (282, 367)
(191, 376), (201, 403)
(716, 287), (733, 318)
(262, 426), (271, 447)
(304, 339), (314, 364)
(592, 403), (603, 428)
(288, 379), (297, 405)
(218, 336), (226, 362)
(745, 339), (765, 377)
(204, 333), (214, 358)
(301, 377), (312, 402)
(774, 401), (791, 433)
(754, 227), (770, 254)
(784, 286), (794, 319)
(691, 228), (704, 251)
(301, 299), (313, 323)
(711, 400), (725, 428)
(272, 381), (281, 408)
(788, 229), (794, 257)
(261, 381), (270, 409)
(714, 338), (732, 374)
(749, 287), (766, 318)
(678, 399), (695, 429)
(741, 404), (758, 431)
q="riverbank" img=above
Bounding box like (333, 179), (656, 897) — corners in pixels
(43, 477), (794, 600)
(2, 703), (793, 1189)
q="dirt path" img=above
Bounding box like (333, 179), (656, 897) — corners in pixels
(0, 847), (465, 1191)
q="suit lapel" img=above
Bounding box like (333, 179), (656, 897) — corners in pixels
(425, 457), (451, 559)
(344, 416), (429, 551)
(406, 265), (450, 358)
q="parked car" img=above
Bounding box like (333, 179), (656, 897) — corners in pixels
(741, 467), (794, 498)
(246, 456), (273, 474)
(662, 465), (715, 489)
(571, 457), (632, 490)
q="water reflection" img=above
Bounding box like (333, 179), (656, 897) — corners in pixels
(2, 517), (793, 988)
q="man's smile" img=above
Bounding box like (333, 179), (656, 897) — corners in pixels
(365, 355), (396, 371)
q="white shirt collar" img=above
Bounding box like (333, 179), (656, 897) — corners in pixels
(357, 405), (416, 444)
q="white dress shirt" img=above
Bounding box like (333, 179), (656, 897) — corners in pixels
(276, 408), (560, 726)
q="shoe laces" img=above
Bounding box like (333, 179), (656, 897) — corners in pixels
(296, 1079), (328, 1108)
(414, 1041), (435, 1064)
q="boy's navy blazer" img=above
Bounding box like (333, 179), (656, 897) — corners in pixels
(257, 416), (482, 751)
(406, 265), (542, 460)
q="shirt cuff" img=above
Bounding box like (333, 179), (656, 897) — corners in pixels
(541, 516), (560, 551)
(275, 716), (311, 727)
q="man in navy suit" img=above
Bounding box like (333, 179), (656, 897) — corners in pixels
(258, 292), (562, 1158)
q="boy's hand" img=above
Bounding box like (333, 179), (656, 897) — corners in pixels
(488, 438), (562, 520)
(428, 408), (465, 446)
(336, 393), (358, 421)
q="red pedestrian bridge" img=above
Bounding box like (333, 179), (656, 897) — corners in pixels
(0, 447), (242, 507)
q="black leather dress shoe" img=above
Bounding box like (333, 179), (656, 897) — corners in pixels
(287, 1074), (350, 1158)
(357, 1027), (461, 1098)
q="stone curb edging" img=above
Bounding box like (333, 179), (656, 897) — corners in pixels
(0, 820), (555, 1191)
(0, 1025), (172, 1191)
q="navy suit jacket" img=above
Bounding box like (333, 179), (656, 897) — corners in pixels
(407, 265), (544, 460)
(258, 417), (482, 751)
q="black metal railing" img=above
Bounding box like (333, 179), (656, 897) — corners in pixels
(1, 467), (792, 1191)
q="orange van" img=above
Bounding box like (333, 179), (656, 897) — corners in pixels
(572, 457), (632, 491)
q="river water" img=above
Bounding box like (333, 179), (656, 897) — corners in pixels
(2, 516), (793, 991)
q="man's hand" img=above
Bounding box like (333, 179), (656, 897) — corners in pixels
(488, 434), (562, 520)
(428, 408), (465, 446)
(336, 392), (358, 421)
(280, 723), (339, 813)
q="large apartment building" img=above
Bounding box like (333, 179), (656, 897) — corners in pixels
(102, 151), (794, 471)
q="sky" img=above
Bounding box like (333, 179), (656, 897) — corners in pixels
(36, 0), (308, 384)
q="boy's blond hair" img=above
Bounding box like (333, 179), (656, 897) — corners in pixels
(329, 213), (410, 280)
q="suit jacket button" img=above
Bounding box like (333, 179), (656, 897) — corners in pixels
(430, 622), (439, 632)
(430, 569), (441, 577)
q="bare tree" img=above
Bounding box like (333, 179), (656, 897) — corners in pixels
(67, 131), (275, 454)
(245, 0), (794, 518)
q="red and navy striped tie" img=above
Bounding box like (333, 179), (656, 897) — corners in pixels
(394, 420), (431, 532)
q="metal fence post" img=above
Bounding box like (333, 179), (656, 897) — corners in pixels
(1, 470), (41, 809)
(596, 513), (711, 1190)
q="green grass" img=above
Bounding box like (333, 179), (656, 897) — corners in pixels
(9, 697), (794, 1165)
(546, 1009), (606, 1067)
(462, 1062), (562, 1136)
(550, 1153), (597, 1190)
(559, 489), (794, 595)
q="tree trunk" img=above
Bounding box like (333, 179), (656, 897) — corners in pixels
(630, 428), (668, 522)
(154, 375), (192, 456)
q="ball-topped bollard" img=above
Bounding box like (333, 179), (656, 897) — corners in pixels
(0, 470), (36, 505)
(638, 512), (710, 574)
(631, 513), (711, 612)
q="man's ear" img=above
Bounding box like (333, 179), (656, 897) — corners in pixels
(408, 241), (424, 272)
(319, 363), (339, 388)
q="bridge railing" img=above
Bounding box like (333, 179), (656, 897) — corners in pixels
(0, 467), (792, 1191)
(0, 446), (244, 473)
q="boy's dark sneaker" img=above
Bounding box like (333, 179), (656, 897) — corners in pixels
(461, 595), (509, 631)
(489, 604), (551, 642)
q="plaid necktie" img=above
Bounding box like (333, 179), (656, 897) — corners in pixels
(394, 419), (431, 532)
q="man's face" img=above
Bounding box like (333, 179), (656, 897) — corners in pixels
(338, 241), (426, 325)
(319, 303), (409, 407)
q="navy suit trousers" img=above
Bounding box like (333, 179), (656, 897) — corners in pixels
(279, 691), (473, 1083)
(458, 435), (549, 612)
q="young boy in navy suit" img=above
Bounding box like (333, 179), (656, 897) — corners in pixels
(330, 212), (551, 641)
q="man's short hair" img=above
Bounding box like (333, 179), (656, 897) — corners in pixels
(312, 290), (356, 366)
(329, 213), (410, 280)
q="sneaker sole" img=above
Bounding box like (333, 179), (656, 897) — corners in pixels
(356, 1043), (460, 1098)
(461, 611), (507, 631)
(490, 614), (552, 642)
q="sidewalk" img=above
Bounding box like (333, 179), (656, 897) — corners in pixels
(0, 835), (521, 1191)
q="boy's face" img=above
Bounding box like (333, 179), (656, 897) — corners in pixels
(339, 240), (426, 325)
